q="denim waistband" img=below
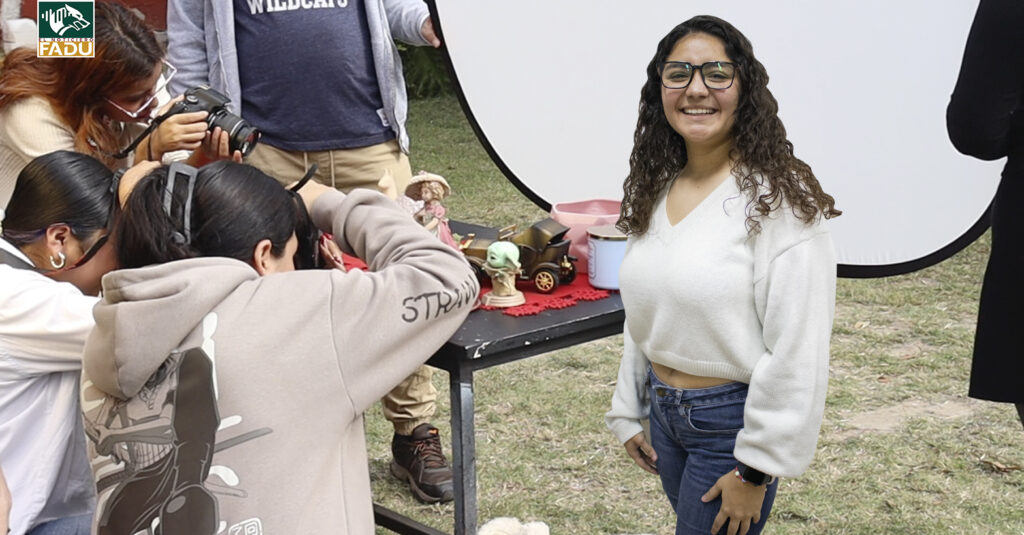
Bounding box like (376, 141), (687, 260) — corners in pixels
(647, 365), (748, 405)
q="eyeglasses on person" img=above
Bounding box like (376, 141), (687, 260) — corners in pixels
(105, 59), (178, 120)
(659, 61), (736, 90)
(61, 166), (126, 270)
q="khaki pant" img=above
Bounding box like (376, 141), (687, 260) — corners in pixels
(248, 139), (434, 435)
(249, 139), (413, 194)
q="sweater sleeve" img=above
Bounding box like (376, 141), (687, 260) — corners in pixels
(383, 0), (430, 46)
(0, 270), (97, 376)
(166, 0), (210, 98)
(311, 189), (478, 415)
(735, 229), (835, 478)
(946, 0), (1024, 160)
(605, 323), (651, 444)
(1, 97), (75, 163)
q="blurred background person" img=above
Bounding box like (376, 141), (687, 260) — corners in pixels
(947, 0), (1024, 428)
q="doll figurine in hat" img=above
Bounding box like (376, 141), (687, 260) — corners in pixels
(405, 171), (459, 249)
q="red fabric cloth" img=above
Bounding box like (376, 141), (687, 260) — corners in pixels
(478, 274), (612, 316)
(342, 253), (612, 316)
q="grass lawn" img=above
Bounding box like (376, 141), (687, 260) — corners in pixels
(367, 95), (1024, 534)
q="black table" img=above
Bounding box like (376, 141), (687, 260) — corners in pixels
(374, 223), (626, 535)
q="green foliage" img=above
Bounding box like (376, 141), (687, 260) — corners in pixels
(398, 43), (453, 99)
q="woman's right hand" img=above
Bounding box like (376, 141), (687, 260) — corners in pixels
(148, 95), (209, 158)
(624, 432), (658, 475)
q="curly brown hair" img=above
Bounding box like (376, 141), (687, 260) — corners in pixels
(0, 2), (162, 168)
(618, 15), (840, 236)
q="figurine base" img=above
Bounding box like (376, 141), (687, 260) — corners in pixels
(481, 291), (526, 308)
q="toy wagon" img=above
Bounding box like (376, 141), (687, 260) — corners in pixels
(460, 218), (577, 293)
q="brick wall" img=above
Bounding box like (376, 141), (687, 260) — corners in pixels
(20, 0), (167, 30)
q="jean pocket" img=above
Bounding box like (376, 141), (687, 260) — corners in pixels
(686, 397), (745, 434)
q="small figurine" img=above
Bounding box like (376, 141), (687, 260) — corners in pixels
(481, 241), (526, 307)
(404, 171), (459, 249)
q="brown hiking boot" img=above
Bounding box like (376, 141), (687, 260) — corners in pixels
(390, 423), (455, 503)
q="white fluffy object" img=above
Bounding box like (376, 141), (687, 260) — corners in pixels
(478, 517), (550, 535)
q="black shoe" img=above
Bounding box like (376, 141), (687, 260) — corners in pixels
(390, 423), (455, 503)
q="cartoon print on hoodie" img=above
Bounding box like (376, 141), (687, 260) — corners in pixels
(82, 313), (271, 535)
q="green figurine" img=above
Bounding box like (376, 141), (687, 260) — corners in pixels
(482, 241), (525, 307)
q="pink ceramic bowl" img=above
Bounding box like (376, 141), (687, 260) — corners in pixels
(550, 199), (622, 274)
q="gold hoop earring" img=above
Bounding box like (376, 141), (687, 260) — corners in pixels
(49, 251), (66, 269)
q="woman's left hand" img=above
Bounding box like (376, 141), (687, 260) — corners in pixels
(421, 17), (441, 48)
(702, 470), (767, 535)
(187, 126), (243, 167)
(319, 234), (346, 271)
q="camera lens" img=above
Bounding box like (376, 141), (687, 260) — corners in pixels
(208, 109), (261, 157)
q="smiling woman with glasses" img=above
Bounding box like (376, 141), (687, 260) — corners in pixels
(0, 2), (220, 208)
(0, 150), (155, 535)
(607, 15), (841, 535)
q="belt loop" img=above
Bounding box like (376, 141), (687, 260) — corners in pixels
(329, 150), (337, 189)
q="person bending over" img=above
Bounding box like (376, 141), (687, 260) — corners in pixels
(0, 151), (153, 535)
(80, 161), (477, 534)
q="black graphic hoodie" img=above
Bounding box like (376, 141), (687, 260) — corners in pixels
(79, 189), (478, 535)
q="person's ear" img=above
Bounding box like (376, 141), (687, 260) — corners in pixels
(252, 238), (275, 275)
(44, 224), (72, 268)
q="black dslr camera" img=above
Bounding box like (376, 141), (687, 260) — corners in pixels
(167, 86), (261, 157)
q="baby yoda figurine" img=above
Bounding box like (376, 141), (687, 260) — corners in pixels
(481, 241), (526, 307)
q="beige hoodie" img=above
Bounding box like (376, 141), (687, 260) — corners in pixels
(80, 189), (478, 535)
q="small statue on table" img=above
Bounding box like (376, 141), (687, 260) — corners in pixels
(403, 171), (459, 249)
(481, 241), (526, 307)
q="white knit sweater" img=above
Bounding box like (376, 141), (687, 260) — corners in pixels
(605, 175), (836, 478)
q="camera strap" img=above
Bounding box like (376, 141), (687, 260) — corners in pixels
(0, 247), (39, 272)
(106, 104), (183, 160)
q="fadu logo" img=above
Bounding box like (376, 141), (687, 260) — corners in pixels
(37, 1), (94, 57)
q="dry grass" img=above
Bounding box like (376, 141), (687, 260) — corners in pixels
(367, 96), (1024, 534)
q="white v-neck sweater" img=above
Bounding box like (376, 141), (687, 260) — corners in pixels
(605, 176), (836, 478)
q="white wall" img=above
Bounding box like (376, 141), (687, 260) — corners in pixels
(433, 1), (999, 274)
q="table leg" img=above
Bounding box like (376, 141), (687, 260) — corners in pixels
(449, 364), (477, 535)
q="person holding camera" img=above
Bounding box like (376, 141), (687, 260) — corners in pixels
(79, 161), (477, 534)
(167, 0), (459, 503)
(0, 2), (234, 208)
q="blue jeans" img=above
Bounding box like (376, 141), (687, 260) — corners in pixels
(647, 367), (778, 535)
(27, 514), (92, 535)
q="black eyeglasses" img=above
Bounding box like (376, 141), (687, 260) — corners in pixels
(63, 168), (124, 270)
(660, 61), (736, 90)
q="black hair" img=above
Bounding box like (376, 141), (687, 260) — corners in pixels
(619, 15), (839, 236)
(2, 150), (113, 245)
(116, 161), (298, 268)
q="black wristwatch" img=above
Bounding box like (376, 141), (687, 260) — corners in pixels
(736, 462), (773, 486)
